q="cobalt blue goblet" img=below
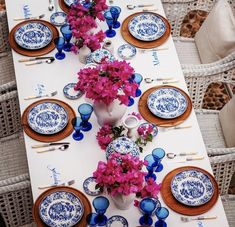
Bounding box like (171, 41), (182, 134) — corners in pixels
(139, 197), (157, 226)
(128, 96), (135, 107)
(144, 154), (157, 181)
(110, 6), (121, 29)
(133, 73), (143, 97)
(155, 207), (169, 227)
(71, 117), (84, 141)
(54, 37), (66, 60)
(60, 24), (73, 52)
(104, 11), (116, 38)
(78, 103), (93, 131)
(86, 213), (99, 227)
(92, 196), (110, 226)
(152, 148), (165, 172)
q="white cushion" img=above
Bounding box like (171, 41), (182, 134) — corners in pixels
(219, 95), (235, 147)
(195, 0), (235, 63)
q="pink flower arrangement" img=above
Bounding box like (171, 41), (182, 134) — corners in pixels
(75, 60), (138, 105)
(67, 0), (108, 52)
(93, 153), (147, 196)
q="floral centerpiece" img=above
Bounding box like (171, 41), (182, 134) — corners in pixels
(67, 0), (108, 52)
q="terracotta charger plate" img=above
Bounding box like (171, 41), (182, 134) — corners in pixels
(59, 0), (70, 13)
(138, 85), (192, 127)
(121, 12), (171, 49)
(21, 99), (76, 142)
(9, 19), (59, 57)
(161, 166), (219, 216)
(33, 186), (92, 227)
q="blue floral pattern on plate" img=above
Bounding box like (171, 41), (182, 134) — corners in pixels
(106, 215), (128, 227)
(171, 170), (214, 206)
(91, 49), (115, 64)
(50, 12), (67, 27)
(64, 0), (78, 6)
(27, 102), (68, 135)
(117, 44), (136, 60)
(14, 22), (52, 50)
(128, 13), (166, 41)
(106, 136), (140, 160)
(39, 191), (84, 227)
(147, 87), (188, 119)
(83, 177), (102, 196)
(63, 83), (83, 100)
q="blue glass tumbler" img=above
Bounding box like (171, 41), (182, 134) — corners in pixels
(54, 37), (66, 60)
(155, 207), (169, 227)
(144, 154), (157, 181)
(110, 6), (121, 29)
(71, 117), (84, 141)
(60, 24), (72, 52)
(152, 148), (165, 172)
(78, 103), (93, 131)
(86, 213), (99, 227)
(104, 11), (116, 38)
(133, 73), (143, 97)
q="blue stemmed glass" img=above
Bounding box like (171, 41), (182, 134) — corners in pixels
(71, 117), (84, 141)
(133, 73), (143, 97)
(110, 6), (121, 29)
(128, 96), (135, 107)
(139, 197), (157, 226)
(104, 11), (116, 38)
(54, 37), (66, 60)
(78, 103), (93, 131)
(152, 148), (165, 172)
(92, 196), (110, 226)
(60, 24), (72, 52)
(86, 213), (98, 227)
(144, 154), (157, 180)
(155, 207), (169, 227)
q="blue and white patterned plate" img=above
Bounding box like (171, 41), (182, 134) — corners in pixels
(106, 136), (140, 160)
(14, 22), (53, 50)
(106, 215), (128, 227)
(128, 13), (166, 41)
(63, 83), (83, 100)
(91, 49), (115, 64)
(83, 177), (102, 196)
(27, 102), (68, 135)
(39, 191), (84, 227)
(50, 12), (67, 27)
(147, 87), (188, 119)
(138, 123), (158, 138)
(64, 0), (78, 6)
(171, 170), (214, 206)
(117, 44), (136, 60)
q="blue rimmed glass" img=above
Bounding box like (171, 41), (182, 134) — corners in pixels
(144, 154), (157, 180)
(110, 6), (121, 29)
(139, 197), (157, 226)
(54, 37), (66, 60)
(60, 24), (72, 52)
(104, 11), (116, 38)
(92, 196), (110, 226)
(155, 207), (169, 227)
(78, 103), (93, 131)
(152, 148), (165, 172)
(71, 117), (84, 141)
(133, 73), (143, 97)
(86, 213), (98, 227)
(128, 96), (135, 107)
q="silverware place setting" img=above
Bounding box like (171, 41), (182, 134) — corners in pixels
(144, 77), (175, 83)
(25, 57), (55, 66)
(31, 142), (70, 148)
(48, 0), (54, 11)
(167, 151), (198, 159)
(38, 179), (75, 190)
(24, 90), (57, 100)
(36, 144), (70, 153)
(127, 4), (154, 10)
(13, 13), (45, 21)
(181, 216), (217, 222)
(138, 46), (169, 54)
(18, 56), (55, 63)
(168, 155), (204, 163)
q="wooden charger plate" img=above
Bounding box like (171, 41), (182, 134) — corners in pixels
(21, 99), (76, 142)
(9, 19), (59, 57)
(58, 0), (70, 13)
(121, 12), (171, 49)
(138, 85), (192, 127)
(161, 166), (219, 216)
(33, 186), (92, 227)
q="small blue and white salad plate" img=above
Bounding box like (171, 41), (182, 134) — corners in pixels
(14, 22), (52, 50)
(147, 87), (188, 119)
(64, 0), (78, 6)
(50, 12), (67, 27)
(117, 44), (136, 60)
(128, 13), (166, 41)
(91, 49), (115, 64)
(171, 169), (214, 206)
(83, 177), (102, 196)
(27, 102), (68, 135)
(138, 122), (158, 138)
(106, 215), (128, 227)
(63, 83), (83, 100)
(39, 191), (84, 227)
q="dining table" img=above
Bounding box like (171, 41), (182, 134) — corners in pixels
(4, 0), (230, 226)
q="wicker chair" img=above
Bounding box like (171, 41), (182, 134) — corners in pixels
(0, 133), (33, 227)
(0, 10), (10, 53)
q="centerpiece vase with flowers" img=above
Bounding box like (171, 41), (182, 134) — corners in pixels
(75, 60), (138, 126)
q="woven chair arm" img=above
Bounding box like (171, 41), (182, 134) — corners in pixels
(0, 174), (30, 187)
(162, 0), (196, 3)
(195, 109), (220, 114)
(0, 131), (23, 142)
(0, 89), (18, 102)
(0, 80), (17, 93)
(0, 180), (31, 194)
(207, 148), (235, 156)
(209, 153), (235, 165)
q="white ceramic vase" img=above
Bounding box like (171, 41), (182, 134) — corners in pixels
(78, 45), (91, 64)
(93, 99), (127, 126)
(111, 193), (136, 210)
